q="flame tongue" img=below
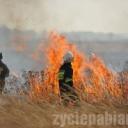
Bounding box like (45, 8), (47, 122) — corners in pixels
(45, 32), (87, 94)
(29, 32), (122, 102)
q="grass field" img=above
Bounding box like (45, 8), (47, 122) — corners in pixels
(0, 95), (127, 128)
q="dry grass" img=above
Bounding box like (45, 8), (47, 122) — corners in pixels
(0, 95), (127, 128)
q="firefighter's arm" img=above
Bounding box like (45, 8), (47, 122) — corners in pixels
(4, 64), (10, 77)
(0, 67), (3, 75)
(58, 69), (65, 80)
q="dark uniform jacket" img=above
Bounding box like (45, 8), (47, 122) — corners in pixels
(58, 62), (73, 92)
(0, 60), (9, 80)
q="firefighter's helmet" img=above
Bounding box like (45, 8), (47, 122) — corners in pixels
(63, 51), (74, 63)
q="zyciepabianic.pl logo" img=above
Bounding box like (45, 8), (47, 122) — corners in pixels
(52, 111), (128, 127)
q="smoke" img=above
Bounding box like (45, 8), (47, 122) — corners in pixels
(0, 26), (128, 73)
(0, 0), (128, 33)
(0, 27), (47, 74)
(0, 0), (47, 31)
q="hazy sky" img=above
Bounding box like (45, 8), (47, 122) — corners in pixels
(0, 0), (128, 33)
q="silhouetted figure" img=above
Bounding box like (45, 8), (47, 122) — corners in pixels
(0, 53), (9, 94)
(58, 52), (78, 105)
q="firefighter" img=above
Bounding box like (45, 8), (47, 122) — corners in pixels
(0, 53), (9, 94)
(58, 51), (78, 105)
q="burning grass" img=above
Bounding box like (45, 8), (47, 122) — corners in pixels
(2, 32), (128, 128)
(26, 32), (127, 104)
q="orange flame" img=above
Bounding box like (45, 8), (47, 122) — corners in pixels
(28, 32), (123, 102)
